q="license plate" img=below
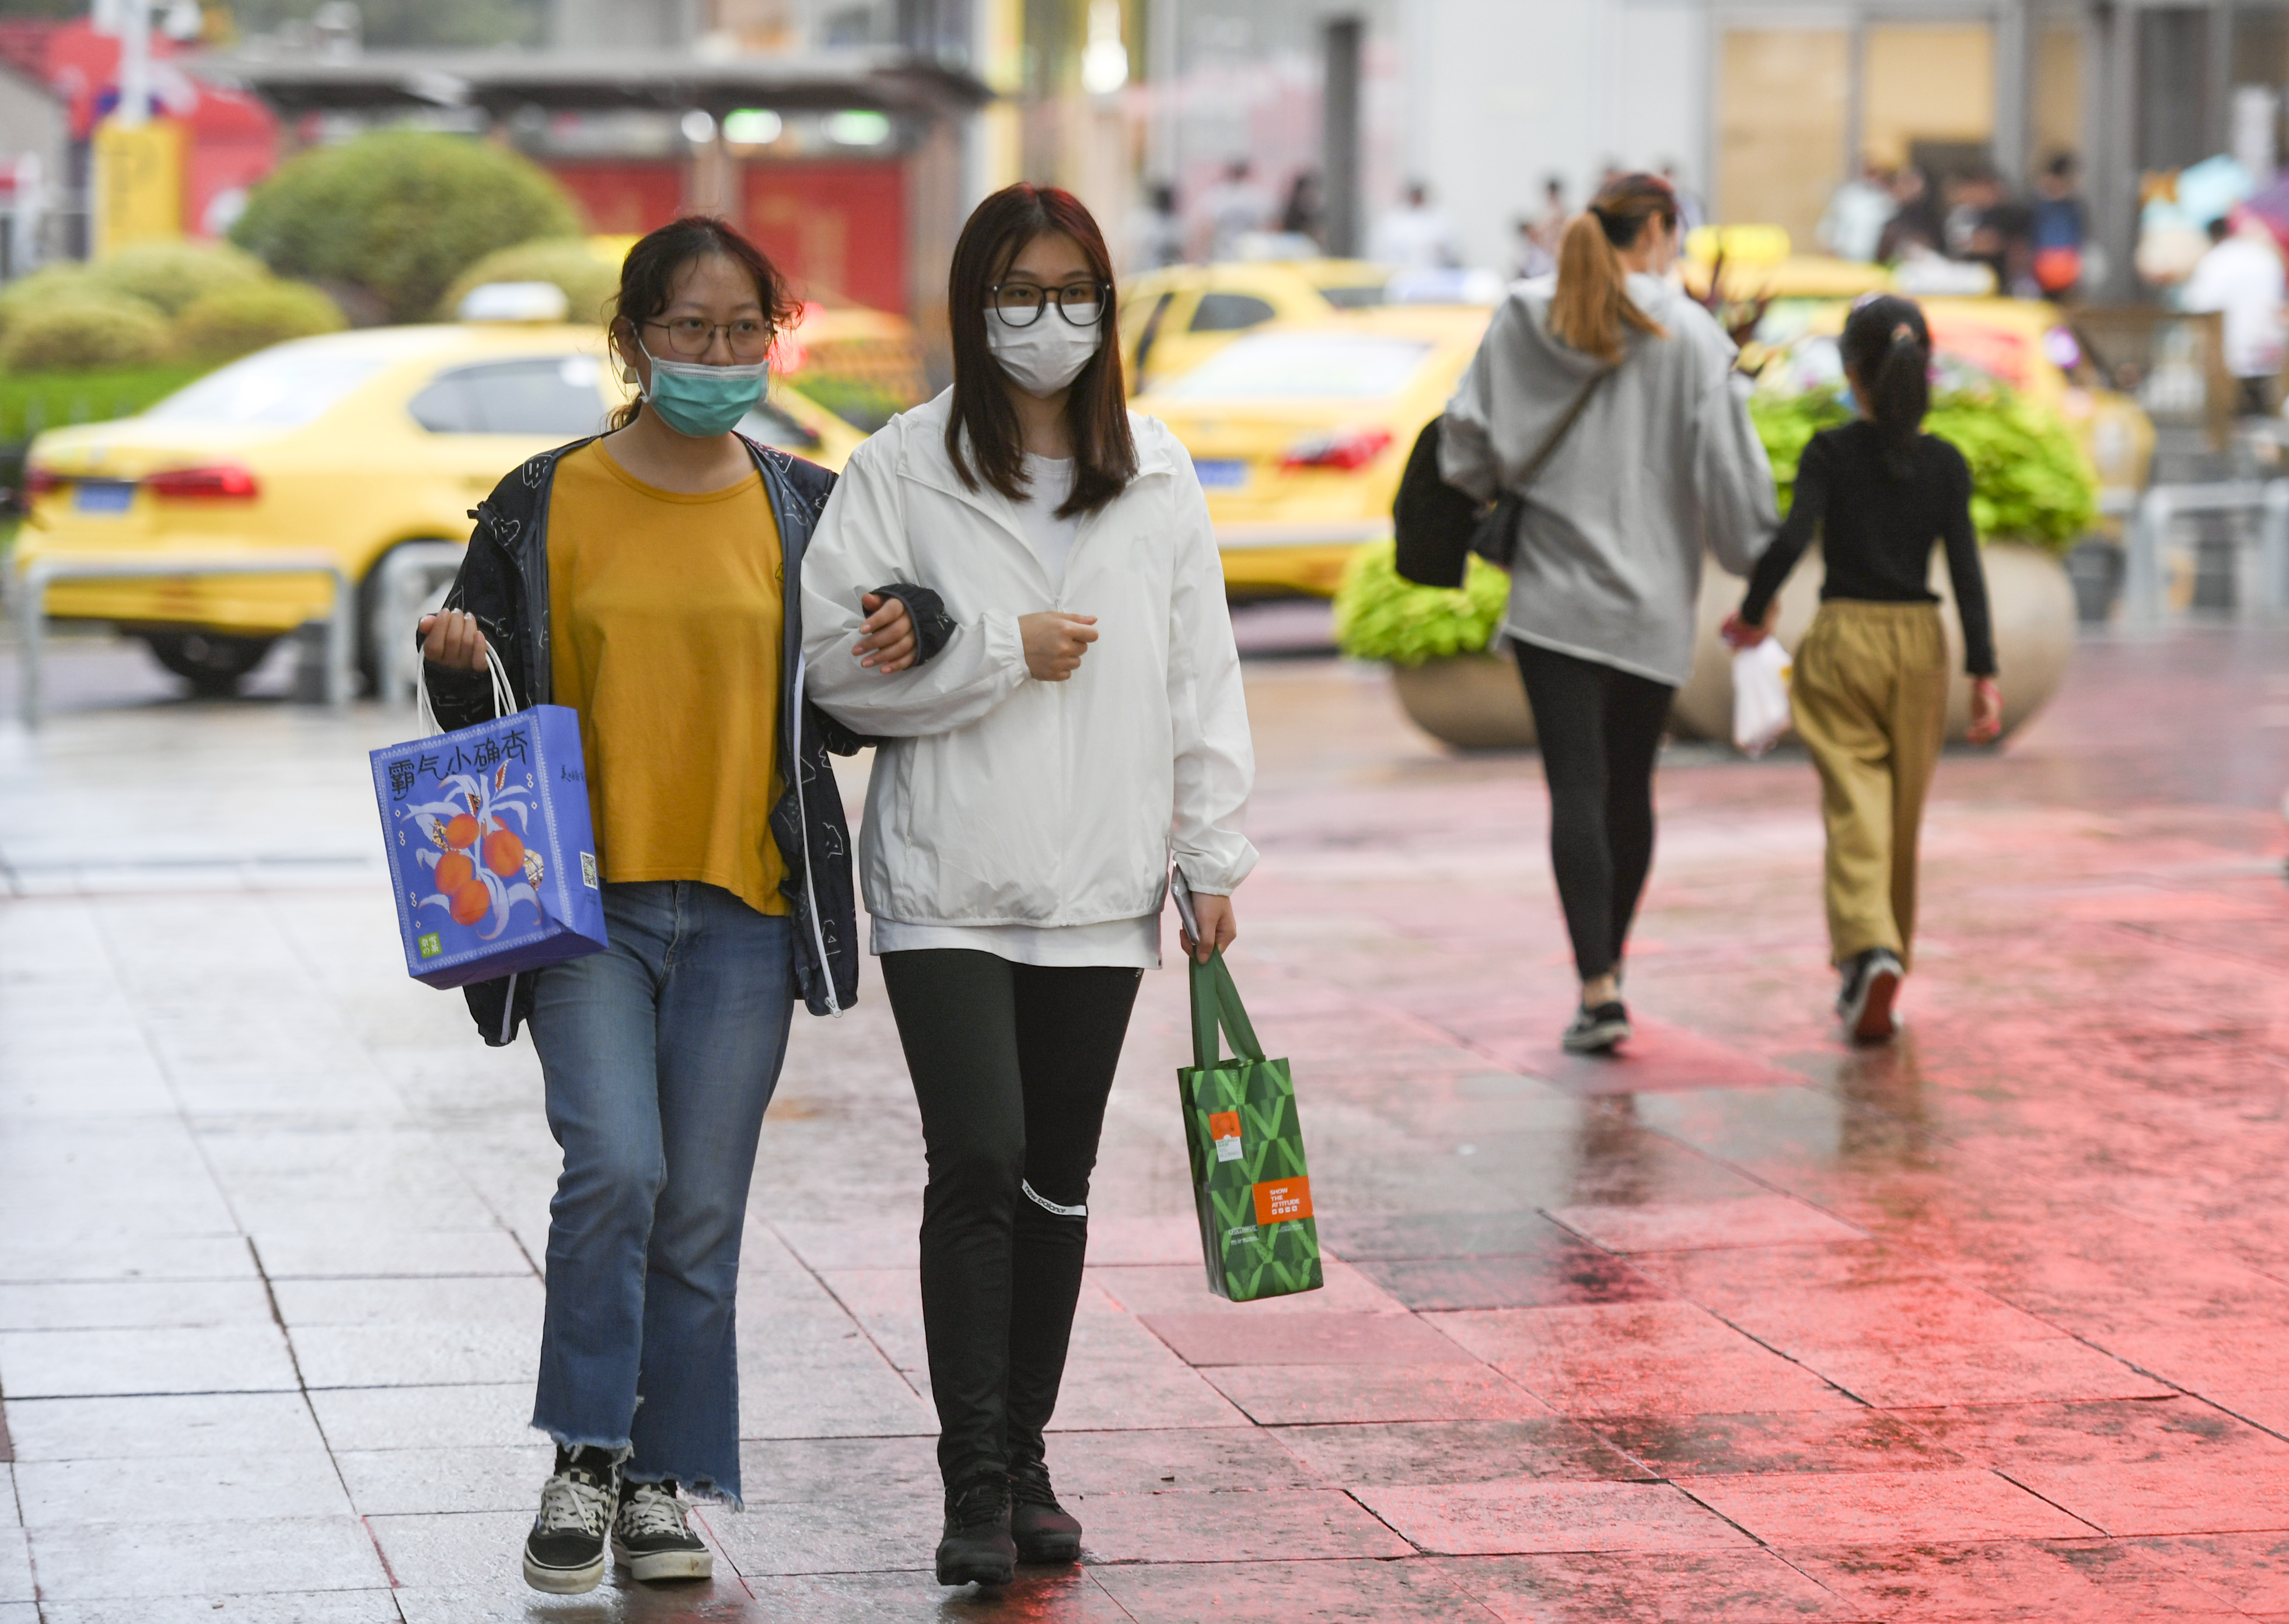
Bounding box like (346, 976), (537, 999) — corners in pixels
(1191, 459), (1248, 489)
(74, 480), (135, 514)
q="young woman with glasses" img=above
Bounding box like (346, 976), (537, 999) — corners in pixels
(419, 216), (914, 1594)
(800, 183), (1257, 1588)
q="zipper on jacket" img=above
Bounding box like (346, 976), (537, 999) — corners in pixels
(757, 444), (840, 1016)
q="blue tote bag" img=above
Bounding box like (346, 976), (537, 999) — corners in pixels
(369, 648), (608, 991)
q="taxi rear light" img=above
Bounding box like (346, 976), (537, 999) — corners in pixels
(23, 466), (64, 499)
(1278, 427), (1393, 471)
(145, 464), (259, 500)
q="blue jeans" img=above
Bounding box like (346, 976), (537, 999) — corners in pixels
(527, 881), (794, 1506)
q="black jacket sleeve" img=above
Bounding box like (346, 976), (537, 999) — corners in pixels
(1936, 445), (1998, 677)
(417, 499), (529, 731)
(1740, 432), (1830, 627)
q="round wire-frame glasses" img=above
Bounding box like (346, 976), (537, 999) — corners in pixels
(641, 317), (773, 361)
(988, 282), (1109, 328)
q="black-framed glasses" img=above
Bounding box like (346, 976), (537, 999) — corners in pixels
(988, 281), (1109, 328)
(642, 317), (771, 362)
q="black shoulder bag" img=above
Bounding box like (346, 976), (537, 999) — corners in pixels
(1391, 367), (1614, 589)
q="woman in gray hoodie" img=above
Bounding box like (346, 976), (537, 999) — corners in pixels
(1441, 173), (1774, 1054)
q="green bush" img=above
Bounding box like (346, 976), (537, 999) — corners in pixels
(0, 265), (136, 343)
(1331, 541), (1510, 666)
(438, 237), (617, 325)
(173, 280), (347, 362)
(86, 240), (268, 318)
(0, 363), (211, 439)
(230, 130), (584, 323)
(1749, 384), (2097, 552)
(1, 293), (173, 372)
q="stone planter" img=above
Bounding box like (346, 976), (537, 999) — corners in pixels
(1388, 541), (2075, 754)
(1391, 652), (1535, 750)
(1669, 540), (2075, 745)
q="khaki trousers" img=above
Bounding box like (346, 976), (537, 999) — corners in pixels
(1790, 601), (1949, 968)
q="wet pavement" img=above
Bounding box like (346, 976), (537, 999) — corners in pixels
(2, 620), (2287, 1622)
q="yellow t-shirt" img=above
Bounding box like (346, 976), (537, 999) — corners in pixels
(547, 440), (788, 916)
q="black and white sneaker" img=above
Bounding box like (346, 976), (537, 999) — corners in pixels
(611, 1478), (712, 1583)
(522, 1445), (620, 1594)
(1561, 1000), (1632, 1054)
(1837, 949), (1903, 1042)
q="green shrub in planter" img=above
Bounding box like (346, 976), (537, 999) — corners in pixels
(1332, 541), (1508, 665)
(2, 293), (173, 372)
(0, 266), (145, 344)
(173, 281), (348, 363)
(1749, 383), (2096, 552)
(87, 240), (269, 318)
(231, 130), (583, 323)
(438, 237), (619, 325)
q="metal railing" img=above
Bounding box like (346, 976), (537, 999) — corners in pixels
(9, 554), (352, 728)
(2122, 480), (2289, 628)
(372, 541), (467, 707)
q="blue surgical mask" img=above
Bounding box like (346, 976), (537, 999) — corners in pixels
(639, 342), (768, 438)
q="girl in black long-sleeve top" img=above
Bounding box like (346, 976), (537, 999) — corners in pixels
(1724, 295), (2003, 1042)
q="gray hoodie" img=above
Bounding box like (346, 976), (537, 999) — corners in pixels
(1439, 272), (1776, 688)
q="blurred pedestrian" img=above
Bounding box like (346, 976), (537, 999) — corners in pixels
(801, 183), (1256, 1588)
(1530, 175), (1568, 261)
(1126, 180), (1184, 271)
(418, 217), (895, 1595)
(1724, 296), (2001, 1042)
(2031, 153), (2088, 297)
(1819, 158), (1899, 264)
(1659, 162), (1706, 231)
(1512, 215), (1554, 280)
(1876, 167), (1944, 262)
(1280, 169), (1326, 246)
(2182, 214), (2287, 415)
(1440, 173), (1775, 1054)
(1196, 158), (1271, 262)
(1372, 179), (1462, 270)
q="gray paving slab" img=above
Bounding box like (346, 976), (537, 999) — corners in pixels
(0, 1392), (329, 1462)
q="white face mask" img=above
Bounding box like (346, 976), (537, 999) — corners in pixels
(985, 310), (1103, 397)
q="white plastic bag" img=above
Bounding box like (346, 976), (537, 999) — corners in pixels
(1731, 638), (1793, 757)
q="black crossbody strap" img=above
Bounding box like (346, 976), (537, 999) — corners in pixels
(1516, 365), (1614, 491)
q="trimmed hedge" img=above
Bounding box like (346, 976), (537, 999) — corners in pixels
(174, 281), (348, 363)
(2, 293), (173, 372)
(86, 240), (269, 317)
(232, 131), (584, 323)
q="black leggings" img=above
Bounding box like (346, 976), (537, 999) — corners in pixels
(879, 949), (1142, 1494)
(1514, 642), (1675, 984)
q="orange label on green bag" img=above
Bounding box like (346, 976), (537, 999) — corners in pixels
(1208, 1111), (1240, 1141)
(1253, 1177), (1312, 1225)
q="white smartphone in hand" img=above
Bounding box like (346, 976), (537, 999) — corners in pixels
(1169, 864), (1201, 943)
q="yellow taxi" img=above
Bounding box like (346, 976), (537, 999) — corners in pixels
(1136, 304), (1489, 595)
(1120, 259), (1392, 394)
(13, 320), (865, 693)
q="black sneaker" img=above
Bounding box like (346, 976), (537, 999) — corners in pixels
(522, 1445), (619, 1594)
(935, 1475), (1016, 1587)
(1561, 1000), (1631, 1054)
(1008, 1455), (1082, 1565)
(1837, 949), (1903, 1042)
(612, 1478), (712, 1583)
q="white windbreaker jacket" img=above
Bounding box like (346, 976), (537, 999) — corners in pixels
(799, 390), (1257, 929)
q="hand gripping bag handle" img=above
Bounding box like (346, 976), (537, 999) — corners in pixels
(415, 639), (516, 737)
(1189, 948), (1266, 1072)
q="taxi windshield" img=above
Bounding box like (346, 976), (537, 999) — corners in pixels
(1159, 333), (1435, 400)
(143, 347), (394, 429)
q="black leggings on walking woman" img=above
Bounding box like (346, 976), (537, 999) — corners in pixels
(1514, 641), (1675, 981)
(879, 950), (1142, 1493)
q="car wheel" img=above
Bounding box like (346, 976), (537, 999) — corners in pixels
(141, 631), (278, 696)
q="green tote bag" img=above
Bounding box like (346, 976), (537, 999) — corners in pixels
(1176, 950), (1324, 1302)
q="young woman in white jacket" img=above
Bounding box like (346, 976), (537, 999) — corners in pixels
(801, 183), (1256, 1588)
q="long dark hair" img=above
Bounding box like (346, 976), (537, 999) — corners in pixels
(946, 183), (1137, 517)
(1547, 172), (1676, 362)
(606, 215), (797, 431)
(1841, 294), (1932, 478)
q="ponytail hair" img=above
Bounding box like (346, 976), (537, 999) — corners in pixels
(1546, 172), (1677, 362)
(1841, 294), (1932, 480)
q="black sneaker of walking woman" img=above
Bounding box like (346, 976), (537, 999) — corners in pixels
(936, 1475), (1017, 1586)
(1008, 1454), (1082, 1564)
(1562, 1000), (1633, 1054)
(612, 1478), (712, 1583)
(522, 1445), (620, 1594)
(1837, 948), (1903, 1042)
